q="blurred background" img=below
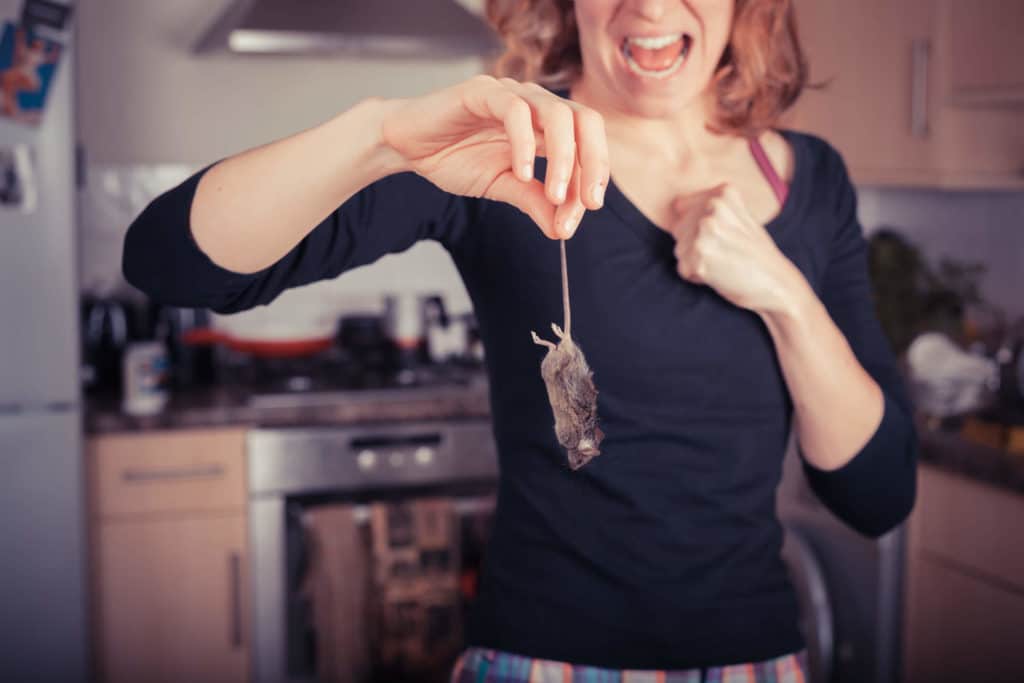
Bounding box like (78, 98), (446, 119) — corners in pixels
(1, 0), (1022, 682)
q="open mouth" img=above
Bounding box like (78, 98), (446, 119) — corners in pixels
(620, 33), (693, 79)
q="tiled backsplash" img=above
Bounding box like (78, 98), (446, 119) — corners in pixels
(80, 164), (1023, 334)
(79, 164), (474, 332)
(79, 164), (197, 298)
(859, 187), (1024, 319)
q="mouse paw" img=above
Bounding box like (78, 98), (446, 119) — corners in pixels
(551, 323), (566, 339)
(531, 330), (555, 350)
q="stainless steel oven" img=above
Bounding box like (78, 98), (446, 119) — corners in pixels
(247, 418), (499, 683)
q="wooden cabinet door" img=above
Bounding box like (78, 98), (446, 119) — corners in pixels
(903, 465), (1024, 682)
(947, 0), (1024, 104)
(94, 514), (248, 683)
(787, 0), (938, 185)
(903, 556), (1024, 683)
(931, 0), (1024, 185)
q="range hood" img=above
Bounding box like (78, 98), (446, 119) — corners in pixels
(195, 0), (502, 58)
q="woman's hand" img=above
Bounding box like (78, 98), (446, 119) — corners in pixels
(668, 184), (801, 315)
(380, 75), (610, 239)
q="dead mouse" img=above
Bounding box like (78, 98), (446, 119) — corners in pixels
(531, 239), (604, 470)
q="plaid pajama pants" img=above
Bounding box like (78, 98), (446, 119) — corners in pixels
(450, 647), (808, 683)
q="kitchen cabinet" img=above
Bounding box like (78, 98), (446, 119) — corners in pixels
(902, 464), (1024, 682)
(88, 428), (249, 683)
(947, 0), (1024, 106)
(786, 0), (937, 184)
(787, 0), (1024, 189)
(94, 514), (247, 683)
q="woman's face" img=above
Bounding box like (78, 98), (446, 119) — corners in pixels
(573, 0), (734, 117)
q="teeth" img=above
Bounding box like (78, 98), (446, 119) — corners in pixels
(621, 35), (689, 79)
(627, 33), (683, 49)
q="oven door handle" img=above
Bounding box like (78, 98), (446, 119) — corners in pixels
(348, 433), (443, 449)
(350, 494), (496, 523)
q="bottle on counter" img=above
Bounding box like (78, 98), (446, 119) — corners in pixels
(384, 292), (426, 384)
(121, 340), (170, 416)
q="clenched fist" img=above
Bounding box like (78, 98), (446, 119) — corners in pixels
(667, 183), (799, 314)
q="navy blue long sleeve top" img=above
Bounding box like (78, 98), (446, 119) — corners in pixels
(122, 128), (917, 669)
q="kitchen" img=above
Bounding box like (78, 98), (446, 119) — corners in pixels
(2, 0), (1023, 682)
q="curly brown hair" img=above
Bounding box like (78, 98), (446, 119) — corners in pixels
(483, 0), (808, 136)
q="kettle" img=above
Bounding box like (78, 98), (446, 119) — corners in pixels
(150, 304), (217, 388)
(80, 296), (134, 396)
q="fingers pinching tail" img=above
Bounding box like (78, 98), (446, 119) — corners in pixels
(475, 77), (609, 240)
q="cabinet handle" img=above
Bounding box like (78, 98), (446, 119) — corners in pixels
(228, 551), (243, 649)
(911, 38), (931, 138)
(121, 464), (225, 483)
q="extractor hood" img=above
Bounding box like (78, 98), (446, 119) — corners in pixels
(195, 0), (502, 58)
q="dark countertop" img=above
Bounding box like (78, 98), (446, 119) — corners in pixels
(916, 418), (1024, 495)
(85, 371), (492, 434)
(87, 372), (1024, 496)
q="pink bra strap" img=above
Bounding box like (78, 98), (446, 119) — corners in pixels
(748, 137), (788, 205)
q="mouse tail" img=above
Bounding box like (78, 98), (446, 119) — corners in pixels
(560, 239), (571, 338)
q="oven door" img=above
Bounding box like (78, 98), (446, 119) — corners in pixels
(247, 418), (499, 683)
(250, 492), (495, 683)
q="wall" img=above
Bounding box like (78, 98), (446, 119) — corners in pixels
(859, 188), (1024, 320)
(77, 0), (486, 322)
(76, 0), (1023, 334)
(76, 0), (486, 163)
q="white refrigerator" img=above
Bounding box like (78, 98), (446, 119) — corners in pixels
(0, 0), (88, 680)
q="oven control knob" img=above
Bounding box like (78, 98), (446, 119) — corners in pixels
(414, 446), (435, 466)
(356, 449), (377, 470)
(388, 451), (406, 467)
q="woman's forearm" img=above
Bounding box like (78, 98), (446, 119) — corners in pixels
(190, 96), (408, 274)
(759, 264), (885, 471)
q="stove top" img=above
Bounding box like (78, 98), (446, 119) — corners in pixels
(224, 350), (486, 409)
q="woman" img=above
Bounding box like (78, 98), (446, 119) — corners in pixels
(123, 0), (918, 680)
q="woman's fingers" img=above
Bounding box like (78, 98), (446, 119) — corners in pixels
(572, 107), (609, 210)
(470, 77), (608, 235)
(502, 95), (538, 184)
(501, 81), (577, 206)
(494, 79), (609, 211)
(513, 83), (608, 211)
(485, 171), (559, 239)
(473, 80), (537, 183)
(553, 162), (585, 239)
(536, 97), (576, 205)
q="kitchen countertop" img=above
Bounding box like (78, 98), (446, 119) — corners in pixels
(85, 370), (492, 434)
(916, 418), (1024, 495)
(87, 373), (1024, 496)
